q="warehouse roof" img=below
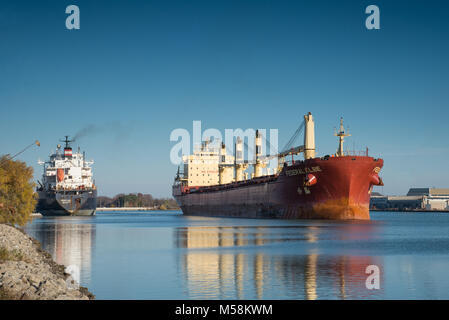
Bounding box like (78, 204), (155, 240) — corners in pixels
(407, 188), (449, 196)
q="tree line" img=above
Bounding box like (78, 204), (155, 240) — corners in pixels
(0, 156), (36, 226)
(97, 193), (179, 210)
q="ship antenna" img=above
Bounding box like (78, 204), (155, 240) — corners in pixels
(334, 117), (351, 156)
(60, 136), (74, 149)
(234, 138), (237, 167)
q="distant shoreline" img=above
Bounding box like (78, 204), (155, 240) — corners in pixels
(371, 208), (449, 213)
(30, 208), (180, 217)
(96, 207), (180, 212)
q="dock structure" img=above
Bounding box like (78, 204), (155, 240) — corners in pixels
(371, 188), (449, 211)
(95, 207), (158, 211)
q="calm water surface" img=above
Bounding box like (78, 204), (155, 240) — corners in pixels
(24, 211), (449, 299)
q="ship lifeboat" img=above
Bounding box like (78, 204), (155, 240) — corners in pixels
(57, 168), (64, 182)
(304, 173), (317, 186)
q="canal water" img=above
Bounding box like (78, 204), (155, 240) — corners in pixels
(24, 211), (449, 299)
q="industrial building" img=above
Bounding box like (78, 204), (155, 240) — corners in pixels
(370, 188), (449, 211)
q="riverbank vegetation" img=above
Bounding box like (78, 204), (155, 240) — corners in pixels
(97, 193), (179, 210)
(0, 246), (25, 262)
(0, 156), (37, 226)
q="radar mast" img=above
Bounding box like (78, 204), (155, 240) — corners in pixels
(60, 136), (74, 149)
(334, 117), (351, 156)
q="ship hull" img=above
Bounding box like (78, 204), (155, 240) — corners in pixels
(36, 189), (97, 216)
(173, 156), (383, 220)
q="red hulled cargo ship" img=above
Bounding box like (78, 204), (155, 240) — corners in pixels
(173, 113), (383, 220)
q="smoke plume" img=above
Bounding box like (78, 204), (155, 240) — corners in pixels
(72, 124), (99, 142)
(71, 122), (134, 143)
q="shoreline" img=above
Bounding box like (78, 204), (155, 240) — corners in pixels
(371, 208), (449, 213)
(30, 208), (181, 217)
(96, 207), (180, 212)
(0, 223), (94, 300)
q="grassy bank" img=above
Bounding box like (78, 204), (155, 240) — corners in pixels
(0, 246), (26, 263)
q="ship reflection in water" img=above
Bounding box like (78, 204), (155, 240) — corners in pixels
(175, 224), (383, 299)
(23, 212), (449, 299)
(25, 218), (94, 285)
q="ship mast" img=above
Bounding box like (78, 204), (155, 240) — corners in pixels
(234, 137), (248, 182)
(254, 130), (266, 177)
(303, 112), (315, 160)
(60, 136), (74, 149)
(254, 112), (315, 169)
(334, 117), (350, 157)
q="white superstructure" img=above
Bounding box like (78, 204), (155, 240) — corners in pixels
(38, 137), (95, 191)
(174, 112), (318, 188)
(181, 139), (230, 187)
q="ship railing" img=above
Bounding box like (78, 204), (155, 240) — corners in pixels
(55, 185), (96, 191)
(182, 174), (279, 194)
(282, 150), (370, 164)
(342, 150), (370, 156)
(283, 159), (304, 166)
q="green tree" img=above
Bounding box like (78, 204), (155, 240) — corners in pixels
(0, 155), (37, 226)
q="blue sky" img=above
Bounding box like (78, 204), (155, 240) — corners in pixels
(1, 0), (448, 197)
